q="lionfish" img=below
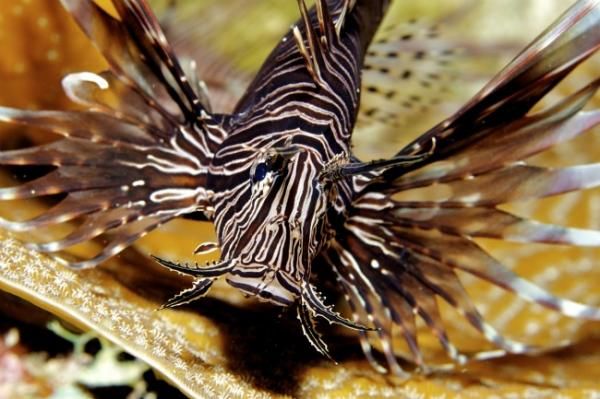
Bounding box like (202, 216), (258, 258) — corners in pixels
(1, 0), (600, 375)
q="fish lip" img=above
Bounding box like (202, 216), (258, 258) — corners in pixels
(226, 262), (302, 306)
(226, 278), (296, 306)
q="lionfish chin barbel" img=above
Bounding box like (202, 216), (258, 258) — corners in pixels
(1, 0), (600, 375)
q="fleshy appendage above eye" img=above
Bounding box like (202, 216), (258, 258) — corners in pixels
(248, 143), (302, 190)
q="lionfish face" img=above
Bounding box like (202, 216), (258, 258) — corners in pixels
(210, 140), (337, 305)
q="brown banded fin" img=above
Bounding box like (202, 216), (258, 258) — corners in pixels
(0, 0), (224, 269)
(328, 0), (600, 368)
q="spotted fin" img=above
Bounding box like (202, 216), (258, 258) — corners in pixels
(358, 20), (455, 129)
(395, 0), (600, 161)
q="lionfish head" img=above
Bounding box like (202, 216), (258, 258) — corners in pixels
(209, 139), (335, 306)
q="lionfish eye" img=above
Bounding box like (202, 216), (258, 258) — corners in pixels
(252, 152), (288, 183)
(252, 162), (270, 183)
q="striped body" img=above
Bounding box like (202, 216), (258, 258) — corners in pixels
(206, 0), (384, 304)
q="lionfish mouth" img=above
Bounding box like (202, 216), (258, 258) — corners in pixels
(226, 264), (300, 306)
(153, 253), (370, 346)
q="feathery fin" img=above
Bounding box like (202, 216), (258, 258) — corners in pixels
(0, 0), (217, 268)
